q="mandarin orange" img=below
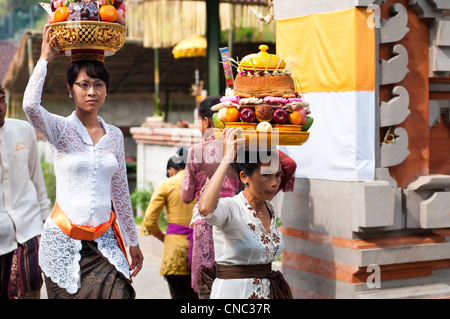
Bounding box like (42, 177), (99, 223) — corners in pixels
(99, 4), (117, 22)
(225, 107), (240, 122)
(54, 6), (70, 22)
(288, 110), (302, 125)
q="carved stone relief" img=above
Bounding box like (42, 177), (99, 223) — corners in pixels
(380, 3), (410, 43)
(380, 86), (410, 127)
(378, 3), (410, 169)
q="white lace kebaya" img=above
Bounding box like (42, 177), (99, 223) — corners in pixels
(23, 59), (139, 294)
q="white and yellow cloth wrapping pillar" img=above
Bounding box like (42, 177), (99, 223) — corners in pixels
(277, 8), (376, 181)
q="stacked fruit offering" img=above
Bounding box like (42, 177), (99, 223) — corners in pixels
(212, 45), (313, 136)
(212, 95), (313, 132)
(48, 0), (126, 24)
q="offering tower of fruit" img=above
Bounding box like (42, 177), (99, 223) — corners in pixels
(47, 0), (126, 25)
(212, 45), (313, 138)
(43, 0), (127, 63)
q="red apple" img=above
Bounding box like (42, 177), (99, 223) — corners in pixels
(113, 0), (123, 9)
(273, 108), (289, 124)
(48, 12), (56, 24)
(239, 107), (256, 123)
(298, 108), (307, 125)
(115, 8), (125, 24)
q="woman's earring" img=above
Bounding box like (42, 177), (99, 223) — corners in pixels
(245, 182), (249, 186)
(69, 93), (72, 98)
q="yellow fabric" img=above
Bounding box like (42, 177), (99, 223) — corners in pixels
(276, 7), (375, 93)
(141, 170), (195, 275)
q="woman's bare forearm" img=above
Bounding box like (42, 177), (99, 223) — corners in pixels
(197, 160), (230, 216)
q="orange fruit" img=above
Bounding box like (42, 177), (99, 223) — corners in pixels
(288, 110), (302, 125)
(54, 6), (70, 22)
(99, 4), (117, 22)
(225, 107), (239, 122)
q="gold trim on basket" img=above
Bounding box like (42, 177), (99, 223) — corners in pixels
(71, 52), (105, 63)
(49, 21), (126, 58)
(213, 128), (310, 146)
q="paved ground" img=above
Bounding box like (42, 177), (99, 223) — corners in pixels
(40, 225), (172, 299)
(131, 226), (171, 299)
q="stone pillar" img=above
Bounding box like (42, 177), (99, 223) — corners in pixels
(273, 0), (450, 298)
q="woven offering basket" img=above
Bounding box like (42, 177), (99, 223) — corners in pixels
(213, 126), (310, 146)
(49, 21), (126, 60)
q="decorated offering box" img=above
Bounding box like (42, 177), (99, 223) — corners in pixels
(44, 0), (126, 61)
(213, 45), (313, 146)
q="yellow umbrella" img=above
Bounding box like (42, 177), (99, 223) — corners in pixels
(172, 34), (207, 59)
(172, 34), (207, 96)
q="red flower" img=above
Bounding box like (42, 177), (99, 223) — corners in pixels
(253, 278), (262, 285)
(272, 233), (280, 243)
(261, 234), (270, 244)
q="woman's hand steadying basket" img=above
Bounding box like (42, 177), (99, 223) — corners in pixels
(222, 127), (245, 163)
(40, 24), (64, 63)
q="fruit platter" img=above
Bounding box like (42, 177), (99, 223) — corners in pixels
(213, 45), (313, 146)
(42, 0), (127, 60)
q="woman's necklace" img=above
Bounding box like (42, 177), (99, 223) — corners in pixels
(242, 193), (265, 218)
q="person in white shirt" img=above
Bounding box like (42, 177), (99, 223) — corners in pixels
(0, 86), (51, 299)
(22, 24), (143, 299)
(197, 127), (293, 299)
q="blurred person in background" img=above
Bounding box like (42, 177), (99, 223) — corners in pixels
(0, 86), (51, 299)
(141, 147), (197, 299)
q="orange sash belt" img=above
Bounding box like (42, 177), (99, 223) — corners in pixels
(51, 202), (130, 269)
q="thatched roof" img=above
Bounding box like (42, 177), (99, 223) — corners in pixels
(2, 29), (271, 97)
(0, 40), (19, 84)
(126, 0), (274, 48)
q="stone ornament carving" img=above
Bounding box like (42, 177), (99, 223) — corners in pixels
(380, 127), (410, 167)
(380, 3), (410, 44)
(379, 44), (409, 85)
(378, 3), (410, 169)
(380, 86), (410, 127)
(405, 175), (450, 229)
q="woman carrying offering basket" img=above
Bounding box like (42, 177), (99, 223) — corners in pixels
(22, 24), (143, 298)
(183, 96), (297, 299)
(197, 127), (293, 299)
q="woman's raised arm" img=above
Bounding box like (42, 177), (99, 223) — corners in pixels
(197, 127), (244, 216)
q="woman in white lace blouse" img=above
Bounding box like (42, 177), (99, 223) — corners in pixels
(22, 24), (143, 298)
(197, 127), (292, 299)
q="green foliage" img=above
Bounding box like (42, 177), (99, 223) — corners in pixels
(0, 2), (47, 40)
(157, 209), (168, 232)
(131, 182), (167, 231)
(40, 157), (56, 207)
(130, 182), (154, 212)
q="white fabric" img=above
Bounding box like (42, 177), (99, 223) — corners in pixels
(0, 118), (51, 255)
(23, 59), (138, 293)
(202, 192), (284, 299)
(279, 91), (376, 181)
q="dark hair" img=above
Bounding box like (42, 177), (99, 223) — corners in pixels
(233, 149), (279, 182)
(166, 147), (189, 177)
(198, 95), (221, 119)
(67, 61), (110, 90)
(0, 86), (4, 95)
